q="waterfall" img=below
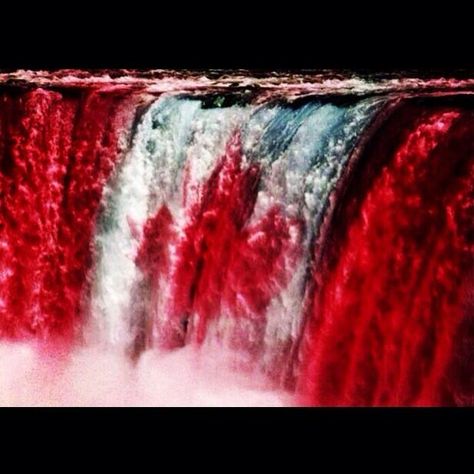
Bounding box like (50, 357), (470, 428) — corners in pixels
(0, 72), (472, 406)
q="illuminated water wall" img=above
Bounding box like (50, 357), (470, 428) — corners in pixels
(0, 71), (472, 406)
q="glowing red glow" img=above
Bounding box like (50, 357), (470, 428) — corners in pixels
(298, 107), (474, 406)
(0, 89), (135, 341)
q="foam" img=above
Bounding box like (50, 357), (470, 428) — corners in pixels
(0, 341), (291, 407)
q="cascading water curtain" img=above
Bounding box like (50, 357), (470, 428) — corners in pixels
(0, 71), (472, 406)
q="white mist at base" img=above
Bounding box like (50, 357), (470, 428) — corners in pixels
(0, 342), (293, 407)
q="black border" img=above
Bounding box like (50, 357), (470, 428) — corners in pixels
(1, 7), (473, 72)
(0, 8), (472, 446)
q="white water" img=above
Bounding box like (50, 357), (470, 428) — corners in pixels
(89, 96), (249, 351)
(87, 95), (383, 378)
(0, 341), (291, 407)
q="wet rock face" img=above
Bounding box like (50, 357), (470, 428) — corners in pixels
(0, 72), (472, 406)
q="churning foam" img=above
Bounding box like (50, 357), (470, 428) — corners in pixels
(0, 341), (292, 407)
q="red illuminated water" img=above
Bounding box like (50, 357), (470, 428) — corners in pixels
(0, 90), (138, 343)
(298, 105), (474, 406)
